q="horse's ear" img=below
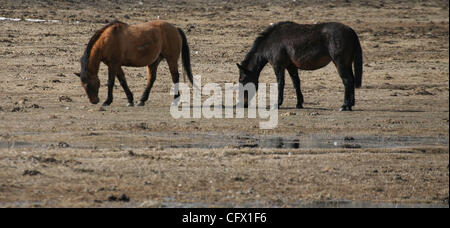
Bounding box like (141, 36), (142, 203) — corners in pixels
(236, 63), (244, 70)
(74, 72), (81, 77)
(236, 64), (251, 74)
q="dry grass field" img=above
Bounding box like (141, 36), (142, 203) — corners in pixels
(0, 0), (448, 207)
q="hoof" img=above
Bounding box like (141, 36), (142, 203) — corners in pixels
(127, 102), (134, 107)
(277, 102), (283, 109)
(137, 101), (145, 106)
(235, 103), (248, 108)
(102, 102), (111, 107)
(339, 106), (352, 112)
(296, 104), (304, 109)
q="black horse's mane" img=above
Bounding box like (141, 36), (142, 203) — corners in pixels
(241, 21), (294, 67)
(80, 20), (125, 82)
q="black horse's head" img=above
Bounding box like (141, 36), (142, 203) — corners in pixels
(237, 63), (259, 106)
(237, 64), (256, 84)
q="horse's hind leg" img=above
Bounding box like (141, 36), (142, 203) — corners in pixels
(287, 66), (304, 109)
(116, 67), (134, 107)
(167, 59), (181, 101)
(335, 64), (355, 111)
(137, 57), (162, 106)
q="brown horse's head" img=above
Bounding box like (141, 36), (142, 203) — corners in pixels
(82, 77), (100, 104)
(76, 26), (105, 105)
(76, 21), (122, 105)
(75, 70), (100, 104)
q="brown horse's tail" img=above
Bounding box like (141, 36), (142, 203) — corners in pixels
(353, 33), (363, 88)
(177, 28), (194, 85)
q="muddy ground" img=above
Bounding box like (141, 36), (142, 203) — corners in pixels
(0, 0), (448, 207)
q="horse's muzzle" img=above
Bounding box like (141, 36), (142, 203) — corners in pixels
(90, 97), (100, 104)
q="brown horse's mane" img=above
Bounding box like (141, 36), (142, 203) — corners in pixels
(80, 20), (126, 82)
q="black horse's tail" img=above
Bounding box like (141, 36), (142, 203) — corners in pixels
(353, 32), (363, 88)
(177, 28), (194, 85)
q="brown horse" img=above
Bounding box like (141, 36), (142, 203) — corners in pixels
(75, 20), (193, 106)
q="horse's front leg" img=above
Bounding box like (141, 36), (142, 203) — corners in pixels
(102, 67), (116, 106)
(287, 66), (304, 109)
(117, 67), (134, 107)
(273, 66), (286, 108)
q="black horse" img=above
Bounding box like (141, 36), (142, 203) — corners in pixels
(237, 21), (363, 111)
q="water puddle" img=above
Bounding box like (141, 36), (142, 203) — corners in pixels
(0, 141), (38, 149)
(143, 132), (448, 150)
(167, 135), (302, 149)
(0, 131), (447, 150)
(0, 17), (60, 23)
(0, 140), (94, 150)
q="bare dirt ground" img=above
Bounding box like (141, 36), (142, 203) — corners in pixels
(0, 0), (448, 207)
